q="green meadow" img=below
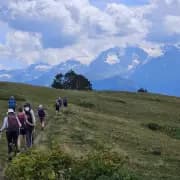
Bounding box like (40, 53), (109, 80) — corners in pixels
(0, 82), (180, 179)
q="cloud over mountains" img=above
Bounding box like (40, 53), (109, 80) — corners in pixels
(0, 0), (180, 69)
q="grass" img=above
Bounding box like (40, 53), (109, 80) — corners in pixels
(0, 82), (180, 179)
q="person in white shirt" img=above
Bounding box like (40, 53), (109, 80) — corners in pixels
(0, 109), (21, 160)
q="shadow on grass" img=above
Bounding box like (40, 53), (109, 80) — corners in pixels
(144, 122), (180, 140)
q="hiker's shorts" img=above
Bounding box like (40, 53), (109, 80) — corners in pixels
(39, 117), (45, 123)
(20, 128), (26, 135)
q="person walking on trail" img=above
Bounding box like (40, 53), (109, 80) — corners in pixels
(0, 109), (21, 160)
(37, 105), (46, 130)
(17, 107), (27, 151)
(58, 97), (62, 109)
(23, 103), (36, 148)
(55, 100), (60, 114)
(8, 96), (16, 111)
(63, 97), (68, 107)
(55, 97), (62, 114)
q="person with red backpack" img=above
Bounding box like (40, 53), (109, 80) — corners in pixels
(37, 105), (46, 130)
(17, 107), (27, 151)
(0, 109), (21, 160)
(23, 103), (36, 148)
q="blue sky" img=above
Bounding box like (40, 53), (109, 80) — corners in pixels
(90, 0), (149, 8)
(0, 0), (180, 70)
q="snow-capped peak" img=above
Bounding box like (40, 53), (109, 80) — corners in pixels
(34, 64), (51, 71)
(105, 54), (120, 65)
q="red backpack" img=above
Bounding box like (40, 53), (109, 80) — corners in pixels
(18, 113), (26, 129)
(7, 114), (19, 131)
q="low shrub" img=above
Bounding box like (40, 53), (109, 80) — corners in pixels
(5, 149), (138, 180)
(147, 123), (161, 131)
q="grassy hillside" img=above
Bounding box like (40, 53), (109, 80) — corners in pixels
(0, 82), (180, 179)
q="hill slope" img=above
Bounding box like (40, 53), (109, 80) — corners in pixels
(0, 82), (180, 179)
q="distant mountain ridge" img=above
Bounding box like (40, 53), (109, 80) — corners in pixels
(130, 46), (180, 96)
(0, 45), (180, 96)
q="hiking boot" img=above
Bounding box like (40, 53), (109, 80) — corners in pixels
(8, 157), (12, 161)
(8, 155), (12, 161)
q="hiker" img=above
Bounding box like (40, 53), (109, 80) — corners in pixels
(63, 97), (68, 107)
(55, 97), (62, 114)
(58, 97), (62, 108)
(17, 107), (27, 151)
(23, 103), (36, 148)
(8, 96), (16, 111)
(55, 100), (60, 114)
(37, 105), (46, 130)
(0, 109), (21, 160)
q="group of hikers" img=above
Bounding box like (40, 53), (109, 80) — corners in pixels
(0, 96), (68, 161)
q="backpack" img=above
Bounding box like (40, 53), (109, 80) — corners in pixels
(24, 110), (33, 124)
(7, 114), (19, 131)
(38, 109), (45, 118)
(58, 99), (62, 107)
(8, 99), (16, 108)
(18, 113), (26, 129)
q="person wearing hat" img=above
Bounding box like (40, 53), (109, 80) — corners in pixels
(0, 109), (21, 160)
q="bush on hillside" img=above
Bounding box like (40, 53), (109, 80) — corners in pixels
(147, 123), (161, 131)
(137, 88), (148, 93)
(5, 149), (138, 180)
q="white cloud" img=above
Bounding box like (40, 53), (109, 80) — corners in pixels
(106, 3), (149, 36)
(0, 0), (150, 65)
(143, 0), (180, 42)
(0, 74), (11, 79)
(164, 15), (180, 35)
(0, 0), (179, 70)
(0, 30), (42, 66)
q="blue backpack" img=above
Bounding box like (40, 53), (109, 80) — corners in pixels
(8, 99), (16, 109)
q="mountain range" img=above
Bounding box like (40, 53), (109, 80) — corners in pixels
(0, 45), (179, 96)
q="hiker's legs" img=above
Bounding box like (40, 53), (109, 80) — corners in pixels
(23, 135), (26, 149)
(18, 135), (24, 150)
(42, 120), (45, 128)
(18, 129), (26, 150)
(56, 105), (60, 114)
(26, 129), (33, 148)
(40, 118), (45, 130)
(26, 129), (30, 148)
(6, 131), (13, 154)
(12, 131), (19, 154)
